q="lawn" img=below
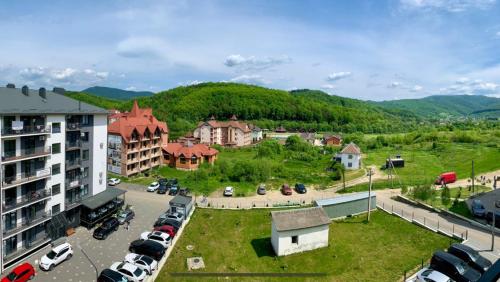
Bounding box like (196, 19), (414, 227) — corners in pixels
(157, 209), (456, 282)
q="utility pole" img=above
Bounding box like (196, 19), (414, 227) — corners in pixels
(367, 168), (373, 222)
(471, 160), (475, 195)
(79, 245), (99, 281)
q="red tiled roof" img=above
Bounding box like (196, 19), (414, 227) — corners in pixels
(108, 100), (168, 142)
(340, 142), (361, 154)
(162, 143), (218, 158)
(197, 116), (251, 133)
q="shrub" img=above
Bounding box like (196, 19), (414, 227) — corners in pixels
(412, 185), (434, 201)
(441, 187), (451, 206)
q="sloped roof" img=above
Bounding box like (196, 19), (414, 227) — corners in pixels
(315, 191), (376, 206)
(162, 143), (218, 158)
(272, 207), (331, 232)
(108, 100), (168, 141)
(197, 116), (251, 133)
(340, 142), (361, 154)
(324, 134), (342, 141)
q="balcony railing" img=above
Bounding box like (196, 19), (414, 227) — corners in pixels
(129, 137), (139, 143)
(65, 195), (83, 209)
(2, 168), (51, 188)
(1, 125), (51, 136)
(66, 140), (82, 150)
(3, 210), (51, 237)
(2, 189), (51, 212)
(3, 233), (50, 263)
(66, 123), (81, 130)
(1, 146), (51, 162)
(65, 158), (82, 169)
(65, 177), (81, 189)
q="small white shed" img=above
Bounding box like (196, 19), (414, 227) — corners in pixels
(271, 207), (331, 256)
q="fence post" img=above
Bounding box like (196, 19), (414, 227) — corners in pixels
(412, 212), (414, 221)
(392, 205), (394, 213)
(466, 229), (468, 240)
(437, 220), (440, 231)
(453, 224), (455, 235)
(383, 202), (385, 210)
(421, 258), (424, 269)
(424, 217), (426, 226)
(404, 270), (406, 281)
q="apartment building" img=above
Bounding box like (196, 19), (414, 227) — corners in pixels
(193, 115), (254, 147)
(0, 84), (108, 271)
(107, 101), (168, 176)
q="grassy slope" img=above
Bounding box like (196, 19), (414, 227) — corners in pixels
(158, 209), (454, 282)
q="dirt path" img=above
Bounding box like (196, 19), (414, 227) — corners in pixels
(447, 169), (500, 189)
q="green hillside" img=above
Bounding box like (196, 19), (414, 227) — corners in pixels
(82, 86), (153, 100)
(374, 95), (500, 118)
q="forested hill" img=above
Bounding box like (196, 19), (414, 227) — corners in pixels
(82, 86), (153, 100)
(373, 95), (500, 119)
(67, 82), (420, 138)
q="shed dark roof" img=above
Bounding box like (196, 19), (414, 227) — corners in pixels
(81, 187), (126, 210)
(0, 86), (108, 114)
(169, 195), (192, 206)
(272, 207), (331, 232)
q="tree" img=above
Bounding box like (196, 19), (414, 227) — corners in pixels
(441, 186), (451, 206)
(332, 162), (346, 189)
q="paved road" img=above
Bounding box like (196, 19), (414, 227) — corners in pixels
(376, 189), (500, 262)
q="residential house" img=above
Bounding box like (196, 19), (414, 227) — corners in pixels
(323, 134), (342, 147)
(193, 115), (252, 147)
(249, 125), (263, 143)
(271, 207), (331, 256)
(335, 142), (361, 169)
(107, 101), (168, 176)
(162, 142), (218, 170)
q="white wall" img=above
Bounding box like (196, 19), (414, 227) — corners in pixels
(271, 223), (329, 256)
(199, 125), (211, 144)
(92, 114), (107, 195)
(340, 153), (361, 170)
(46, 115), (66, 212)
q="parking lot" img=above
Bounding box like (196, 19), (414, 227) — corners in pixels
(7, 183), (171, 282)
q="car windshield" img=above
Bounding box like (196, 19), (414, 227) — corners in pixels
(46, 250), (57, 259)
(150, 182), (158, 186)
(5, 271), (16, 280)
(133, 268), (143, 276)
(150, 235), (162, 241)
(140, 255), (153, 264)
(119, 212), (128, 218)
(456, 261), (466, 274)
(468, 250), (480, 261)
(421, 269), (433, 277)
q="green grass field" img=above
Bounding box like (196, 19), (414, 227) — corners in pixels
(157, 209), (455, 282)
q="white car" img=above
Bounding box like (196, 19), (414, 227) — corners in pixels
(39, 243), (73, 271)
(223, 186), (234, 197)
(146, 182), (160, 192)
(108, 178), (121, 186)
(140, 231), (172, 248)
(110, 262), (146, 282)
(165, 212), (184, 223)
(124, 253), (158, 275)
(416, 268), (452, 282)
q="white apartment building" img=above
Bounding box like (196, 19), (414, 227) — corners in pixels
(0, 84), (111, 272)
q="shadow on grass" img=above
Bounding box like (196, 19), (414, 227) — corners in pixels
(251, 237), (275, 258)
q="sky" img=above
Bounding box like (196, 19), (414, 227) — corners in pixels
(1, 0), (500, 101)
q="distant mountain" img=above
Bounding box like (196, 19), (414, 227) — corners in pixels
(373, 95), (500, 119)
(82, 86), (153, 100)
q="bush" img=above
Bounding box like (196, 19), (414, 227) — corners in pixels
(441, 187), (451, 206)
(412, 185), (435, 201)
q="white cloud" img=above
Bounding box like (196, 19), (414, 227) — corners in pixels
(321, 84), (337, 90)
(326, 72), (352, 82)
(400, 0), (496, 12)
(496, 31), (500, 37)
(224, 54), (292, 70)
(410, 85), (423, 92)
(440, 78), (500, 95)
(125, 86), (137, 91)
(178, 80), (205, 86)
(230, 74), (270, 85)
(18, 66), (109, 87)
(388, 81), (402, 88)
(116, 36), (170, 60)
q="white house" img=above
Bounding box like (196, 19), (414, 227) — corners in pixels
(271, 207), (331, 256)
(335, 142), (361, 170)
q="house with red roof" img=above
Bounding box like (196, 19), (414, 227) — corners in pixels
(162, 142), (218, 170)
(107, 101), (168, 176)
(193, 115), (255, 147)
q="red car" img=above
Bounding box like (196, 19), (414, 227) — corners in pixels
(435, 172), (457, 185)
(2, 263), (35, 282)
(153, 225), (176, 238)
(281, 184), (292, 195)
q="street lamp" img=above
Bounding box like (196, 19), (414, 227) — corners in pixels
(78, 244), (99, 281)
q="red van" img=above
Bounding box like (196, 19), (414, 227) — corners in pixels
(435, 172), (457, 185)
(1, 262), (35, 282)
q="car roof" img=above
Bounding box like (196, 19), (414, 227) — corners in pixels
(434, 251), (463, 265)
(152, 231), (169, 238)
(119, 262), (138, 272)
(101, 268), (126, 279)
(150, 182), (158, 185)
(424, 269), (450, 281)
(52, 243), (71, 252)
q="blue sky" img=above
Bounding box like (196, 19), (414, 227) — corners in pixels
(1, 0), (500, 100)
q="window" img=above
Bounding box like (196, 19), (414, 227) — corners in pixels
(82, 150), (89, 161)
(52, 143), (61, 154)
(83, 167), (89, 178)
(52, 184), (61, 195)
(82, 115), (89, 125)
(81, 132), (89, 142)
(52, 164), (61, 175)
(81, 184), (89, 197)
(180, 156), (186, 164)
(348, 162), (352, 168)
(348, 154), (353, 159)
(52, 122), (61, 133)
(191, 156), (197, 164)
(52, 204), (60, 215)
(291, 235), (298, 244)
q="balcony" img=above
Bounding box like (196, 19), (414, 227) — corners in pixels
(65, 158), (82, 170)
(3, 210), (52, 238)
(2, 168), (51, 189)
(66, 123), (81, 131)
(66, 140), (82, 150)
(129, 137), (139, 143)
(1, 125), (51, 137)
(153, 134), (161, 139)
(1, 146), (51, 163)
(65, 195), (83, 209)
(3, 233), (50, 264)
(65, 177), (81, 189)
(2, 189), (51, 213)
(126, 157), (139, 164)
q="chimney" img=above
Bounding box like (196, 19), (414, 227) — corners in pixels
(6, 83), (15, 88)
(52, 87), (65, 94)
(21, 85), (29, 96)
(39, 87), (47, 99)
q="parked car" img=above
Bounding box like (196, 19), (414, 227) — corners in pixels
(93, 217), (120, 240)
(179, 187), (190, 196)
(435, 172), (457, 185)
(158, 178), (168, 186)
(39, 243), (73, 271)
(169, 178), (178, 186)
(168, 185), (178, 196)
(97, 268), (128, 282)
(281, 184), (292, 195)
(295, 183), (307, 194)
(129, 240), (166, 261)
(157, 183), (168, 194)
(223, 186), (234, 197)
(110, 262), (146, 282)
(448, 243), (492, 273)
(2, 262), (35, 282)
(147, 182), (160, 192)
(153, 218), (182, 231)
(124, 253), (158, 275)
(257, 184), (266, 195)
(164, 212), (184, 223)
(153, 225), (176, 238)
(415, 267), (451, 282)
(471, 199), (486, 218)
(478, 256), (500, 282)
(430, 251), (481, 282)
(486, 211), (500, 228)
(117, 209), (135, 225)
(140, 231), (172, 248)
(108, 178), (121, 186)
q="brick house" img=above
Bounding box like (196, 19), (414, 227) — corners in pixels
(193, 115), (252, 147)
(162, 143), (218, 170)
